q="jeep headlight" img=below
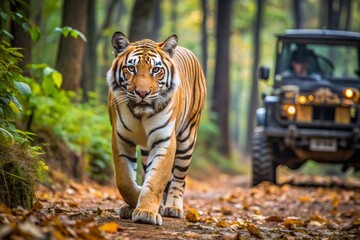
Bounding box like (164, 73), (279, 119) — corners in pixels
(343, 88), (359, 105)
(297, 95), (307, 104)
(281, 104), (296, 118)
(287, 105), (296, 115)
(344, 88), (354, 99)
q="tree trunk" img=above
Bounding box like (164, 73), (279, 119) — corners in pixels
(321, 0), (348, 30)
(212, 0), (232, 156)
(129, 0), (159, 41)
(152, 0), (162, 41)
(99, 0), (126, 103)
(245, 0), (264, 154)
(293, 0), (302, 29)
(10, 0), (31, 77)
(171, 0), (178, 34)
(56, 0), (87, 91)
(319, 0), (328, 28)
(81, 0), (96, 101)
(344, 0), (351, 30)
(96, 0), (119, 44)
(201, 0), (208, 77)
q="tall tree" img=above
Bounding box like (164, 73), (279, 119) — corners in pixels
(201, 0), (208, 77)
(212, 0), (232, 156)
(320, 0), (351, 30)
(344, 0), (351, 30)
(56, 0), (87, 91)
(152, 0), (162, 41)
(171, 0), (178, 34)
(10, 0), (31, 77)
(129, 0), (159, 41)
(81, 0), (97, 101)
(245, 0), (264, 154)
(98, 0), (126, 103)
(293, 0), (302, 29)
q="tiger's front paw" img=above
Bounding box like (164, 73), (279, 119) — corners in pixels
(132, 208), (162, 225)
(119, 203), (135, 219)
(161, 206), (183, 218)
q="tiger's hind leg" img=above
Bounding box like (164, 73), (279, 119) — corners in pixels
(161, 135), (196, 218)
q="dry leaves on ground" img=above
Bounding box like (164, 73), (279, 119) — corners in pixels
(0, 174), (359, 239)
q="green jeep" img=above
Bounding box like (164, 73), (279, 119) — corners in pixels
(252, 29), (360, 186)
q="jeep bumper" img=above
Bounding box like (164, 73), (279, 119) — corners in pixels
(265, 125), (360, 149)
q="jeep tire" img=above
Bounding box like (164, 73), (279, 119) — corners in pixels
(251, 126), (277, 186)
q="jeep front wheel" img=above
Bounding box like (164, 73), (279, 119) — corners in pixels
(251, 127), (277, 186)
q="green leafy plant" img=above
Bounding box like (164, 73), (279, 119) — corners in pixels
(0, 2), (41, 41)
(0, 40), (31, 143)
(0, 40), (45, 209)
(54, 26), (87, 42)
(23, 64), (113, 183)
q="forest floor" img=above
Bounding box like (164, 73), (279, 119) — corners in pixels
(1, 170), (360, 239)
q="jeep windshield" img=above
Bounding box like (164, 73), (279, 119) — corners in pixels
(277, 41), (360, 81)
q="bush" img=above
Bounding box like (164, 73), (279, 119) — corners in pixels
(22, 65), (113, 183)
(0, 41), (45, 208)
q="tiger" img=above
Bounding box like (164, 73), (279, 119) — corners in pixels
(107, 32), (206, 225)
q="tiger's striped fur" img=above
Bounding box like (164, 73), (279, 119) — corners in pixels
(107, 32), (206, 225)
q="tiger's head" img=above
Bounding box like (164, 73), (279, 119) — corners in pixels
(107, 32), (180, 116)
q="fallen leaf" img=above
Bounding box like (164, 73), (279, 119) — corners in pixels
(283, 218), (307, 228)
(266, 216), (283, 222)
(309, 213), (328, 223)
(246, 223), (263, 239)
(185, 208), (201, 222)
(298, 196), (311, 203)
(32, 199), (43, 211)
(216, 220), (231, 228)
(221, 206), (233, 215)
(98, 222), (123, 232)
(332, 197), (340, 207)
(66, 188), (76, 195)
(236, 218), (247, 229)
(0, 203), (12, 214)
(184, 232), (201, 238)
(67, 201), (79, 208)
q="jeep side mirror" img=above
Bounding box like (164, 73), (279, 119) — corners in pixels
(258, 66), (270, 80)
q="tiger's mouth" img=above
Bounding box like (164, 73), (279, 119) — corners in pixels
(133, 99), (153, 108)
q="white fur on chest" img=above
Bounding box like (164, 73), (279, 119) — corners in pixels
(116, 101), (175, 149)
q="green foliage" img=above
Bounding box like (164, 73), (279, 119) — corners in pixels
(0, 41), (46, 209)
(54, 26), (87, 42)
(23, 65), (112, 182)
(0, 1), (41, 41)
(0, 40), (31, 143)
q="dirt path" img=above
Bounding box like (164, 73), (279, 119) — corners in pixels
(1, 173), (360, 239)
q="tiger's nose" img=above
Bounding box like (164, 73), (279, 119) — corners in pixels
(135, 90), (151, 98)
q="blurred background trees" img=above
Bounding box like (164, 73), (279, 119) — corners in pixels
(1, 0), (360, 201)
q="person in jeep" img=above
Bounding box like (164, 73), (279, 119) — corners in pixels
(290, 48), (311, 77)
(283, 46), (320, 79)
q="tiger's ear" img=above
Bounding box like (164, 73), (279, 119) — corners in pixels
(160, 35), (178, 57)
(111, 31), (130, 57)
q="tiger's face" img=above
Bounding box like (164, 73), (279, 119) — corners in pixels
(108, 32), (179, 116)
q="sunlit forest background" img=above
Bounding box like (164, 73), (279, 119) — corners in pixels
(1, 0), (360, 207)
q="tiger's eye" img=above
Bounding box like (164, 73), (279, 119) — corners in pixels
(128, 66), (135, 72)
(152, 67), (160, 73)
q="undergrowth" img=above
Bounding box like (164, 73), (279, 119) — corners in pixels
(0, 40), (45, 208)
